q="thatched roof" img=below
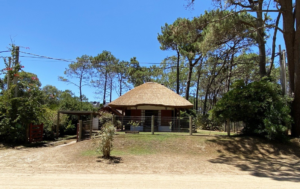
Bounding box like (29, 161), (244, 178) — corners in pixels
(109, 82), (193, 109)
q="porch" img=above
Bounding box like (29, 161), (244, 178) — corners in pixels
(115, 115), (192, 132)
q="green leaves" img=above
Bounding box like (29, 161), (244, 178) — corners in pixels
(127, 57), (152, 87)
(211, 78), (292, 140)
(0, 79), (46, 142)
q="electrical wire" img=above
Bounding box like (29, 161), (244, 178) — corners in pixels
(19, 51), (74, 62)
(14, 51), (258, 71)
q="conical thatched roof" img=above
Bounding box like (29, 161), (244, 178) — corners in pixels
(109, 82), (193, 109)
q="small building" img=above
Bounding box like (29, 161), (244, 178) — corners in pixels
(108, 82), (193, 132)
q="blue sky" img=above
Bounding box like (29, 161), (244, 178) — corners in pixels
(0, 0), (285, 102)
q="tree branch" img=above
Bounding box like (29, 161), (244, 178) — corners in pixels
(268, 11), (282, 76)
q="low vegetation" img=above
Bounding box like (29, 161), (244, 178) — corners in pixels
(95, 122), (115, 158)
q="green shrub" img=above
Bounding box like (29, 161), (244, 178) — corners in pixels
(211, 78), (292, 140)
(39, 108), (69, 139)
(64, 121), (76, 135)
(99, 112), (113, 128)
(0, 84), (45, 142)
(96, 122), (115, 158)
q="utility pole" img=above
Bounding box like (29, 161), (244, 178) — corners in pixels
(7, 57), (11, 90)
(13, 46), (20, 97)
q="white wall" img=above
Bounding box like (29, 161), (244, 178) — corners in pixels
(92, 116), (99, 130)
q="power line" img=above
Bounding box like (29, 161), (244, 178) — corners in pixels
(18, 51), (169, 65)
(17, 51), (258, 68)
(19, 51), (74, 62)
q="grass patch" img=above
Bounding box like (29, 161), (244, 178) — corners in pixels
(98, 133), (212, 156)
(81, 149), (98, 156)
(195, 130), (229, 136)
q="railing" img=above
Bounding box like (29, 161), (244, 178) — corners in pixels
(115, 116), (191, 132)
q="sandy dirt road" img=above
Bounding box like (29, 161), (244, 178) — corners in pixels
(1, 172), (299, 189)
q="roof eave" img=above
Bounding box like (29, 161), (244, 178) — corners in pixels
(109, 103), (193, 109)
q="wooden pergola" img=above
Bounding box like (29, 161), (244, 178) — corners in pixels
(56, 110), (99, 138)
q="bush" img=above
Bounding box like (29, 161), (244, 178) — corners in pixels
(195, 114), (222, 130)
(96, 122), (115, 158)
(43, 127), (55, 140)
(99, 112), (113, 128)
(40, 108), (69, 139)
(0, 84), (45, 142)
(64, 121), (76, 135)
(211, 78), (292, 141)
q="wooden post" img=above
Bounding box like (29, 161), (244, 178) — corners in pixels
(78, 120), (82, 141)
(151, 115), (154, 135)
(189, 116), (192, 135)
(26, 124), (29, 142)
(90, 113), (93, 137)
(56, 112), (60, 138)
(121, 109), (124, 131)
(227, 119), (230, 136)
(178, 110), (181, 131)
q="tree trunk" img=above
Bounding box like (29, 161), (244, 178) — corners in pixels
(79, 73), (83, 110)
(176, 49), (180, 94)
(119, 77), (122, 96)
(279, 0), (299, 136)
(203, 86), (209, 115)
(185, 60), (193, 100)
(195, 62), (203, 111)
(195, 71), (201, 111)
(280, 0), (295, 95)
(269, 12), (282, 76)
(227, 50), (234, 92)
(256, 1), (267, 77)
(292, 0), (300, 136)
(110, 78), (112, 102)
(103, 70), (107, 105)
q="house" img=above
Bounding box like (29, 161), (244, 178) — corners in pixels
(108, 82), (193, 132)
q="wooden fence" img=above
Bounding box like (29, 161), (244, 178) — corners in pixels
(28, 123), (43, 142)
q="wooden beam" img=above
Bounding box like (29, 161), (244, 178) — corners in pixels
(78, 120), (82, 142)
(151, 115), (154, 135)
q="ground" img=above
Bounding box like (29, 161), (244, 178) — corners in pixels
(0, 132), (300, 188)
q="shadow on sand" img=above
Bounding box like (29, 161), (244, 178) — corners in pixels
(96, 156), (123, 164)
(208, 136), (300, 182)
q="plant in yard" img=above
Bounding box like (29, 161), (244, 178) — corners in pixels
(169, 121), (173, 130)
(96, 123), (115, 158)
(128, 120), (141, 131)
